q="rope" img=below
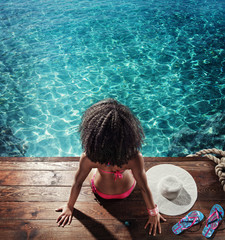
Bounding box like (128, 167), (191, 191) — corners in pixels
(187, 148), (225, 191)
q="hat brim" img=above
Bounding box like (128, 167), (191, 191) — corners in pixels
(146, 164), (198, 216)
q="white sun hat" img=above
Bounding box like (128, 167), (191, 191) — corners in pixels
(146, 164), (198, 216)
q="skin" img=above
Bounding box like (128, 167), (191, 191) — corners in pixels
(56, 152), (166, 236)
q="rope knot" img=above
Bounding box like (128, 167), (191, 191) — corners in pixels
(187, 148), (225, 192)
(221, 157), (225, 164)
(215, 163), (225, 191)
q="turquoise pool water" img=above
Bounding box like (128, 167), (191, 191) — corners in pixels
(0, 0), (225, 157)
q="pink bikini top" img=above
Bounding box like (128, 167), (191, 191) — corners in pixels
(99, 168), (124, 181)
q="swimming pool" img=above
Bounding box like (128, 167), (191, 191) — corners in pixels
(0, 0), (225, 157)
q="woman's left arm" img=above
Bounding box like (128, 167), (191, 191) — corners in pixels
(129, 153), (166, 236)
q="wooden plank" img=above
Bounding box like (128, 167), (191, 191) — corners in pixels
(0, 170), (224, 202)
(0, 169), (220, 190)
(0, 161), (217, 186)
(1, 176), (224, 202)
(0, 156), (209, 162)
(144, 160), (216, 171)
(0, 157), (80, 162)
(0, 219), (224, 240)
(0, 186), (92, 202)
(0, 185), (145, 202)
(0, 201), (225, 221)
(0, 219), (125, 240)
(0, 162), (78, 171)
(0, 157), (224, 240)
(0, 159), (214, 171)
(0, 201), (147, 220)
(0, 171), (75, 186)
(145, 157), (210, 162)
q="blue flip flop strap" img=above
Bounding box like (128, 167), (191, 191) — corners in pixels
(206, 209), (223, 226)
(180, 216), (199, 223)
(179, 216), (199, 229)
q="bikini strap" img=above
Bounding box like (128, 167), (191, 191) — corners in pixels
(99, 168), (124, 180)
(114, 171), (123, 180)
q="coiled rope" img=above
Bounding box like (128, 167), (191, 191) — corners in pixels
(187, 148), (225, 191)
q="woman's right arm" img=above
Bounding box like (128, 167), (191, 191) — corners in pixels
(129, 153), (166, 235)
(56, 153), (93, 227)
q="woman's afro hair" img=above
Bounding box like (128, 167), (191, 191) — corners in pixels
(79, 98), (145, 167)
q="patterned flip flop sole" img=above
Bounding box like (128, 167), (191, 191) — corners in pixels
(202, 204), (224, 238)
(172, 210), (204, 235)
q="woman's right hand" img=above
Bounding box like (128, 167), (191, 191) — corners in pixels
(55, 205), (73, 227)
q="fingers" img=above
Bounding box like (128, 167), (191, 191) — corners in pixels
(145, 219), (161, 236)
(56, 213), (63, 224)
(57, 215), (68, 227)
(55, 207), (62, 212)
(160, 215), (167, 222)
(147, 224), (156, 236)
(68, 215), (73, 225)
(149, 224), (153, 235)
(144, 219), (154, 235)
(158, 221), (162, 234)
(153, 224), (157, 236)
(57, 216), (63, 226)
(57, 214), (64, 226)
(145, 214), (166, 236)
(62, 216), (69, 227)
(57, 213), (73, 227)
(144, 221), (149, 229)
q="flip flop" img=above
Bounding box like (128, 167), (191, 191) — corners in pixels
(172, 210), (204, 235)
(202, 204), (224, 238)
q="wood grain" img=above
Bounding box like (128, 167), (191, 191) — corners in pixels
(0, 219), (224, 240)
(0, 157), (224, 240)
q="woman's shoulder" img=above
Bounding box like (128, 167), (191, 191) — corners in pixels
(127, 152), (144, 169)
(79, 152), (144, 171)
(79, 152), (98, 168)
(130, 151), (144, 162)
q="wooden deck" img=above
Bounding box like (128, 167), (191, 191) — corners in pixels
(0, 157), (224, 240)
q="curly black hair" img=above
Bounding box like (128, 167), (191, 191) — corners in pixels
(79, 99), (145, 167)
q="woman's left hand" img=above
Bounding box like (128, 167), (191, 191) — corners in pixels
(144, 213), (166, 236)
